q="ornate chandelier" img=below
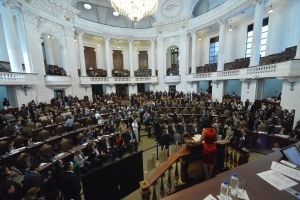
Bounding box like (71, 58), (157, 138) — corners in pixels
(111, 0), (158, 22)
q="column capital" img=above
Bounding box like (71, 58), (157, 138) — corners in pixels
(150, 38), (156, 44)
(127, 39), (134, 44)
(104, 37), (110, 42)
(251, 0), (269, 7)
(38, 38), (44, 43)
(0, 0), (11, 7)
(76, 30), (84, 37)
(189, 30), (198, 36)
(59, 44), (66, 49)
(217, 19), (228, 26)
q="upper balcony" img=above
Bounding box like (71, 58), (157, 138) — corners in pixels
(186, 59), (300, 81)
(79, 76), (158, 85)
(44, 75), (72, 86)
(0, 72), (40, 86)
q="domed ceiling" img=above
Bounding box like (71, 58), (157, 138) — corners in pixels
(69, 0), (156, 29)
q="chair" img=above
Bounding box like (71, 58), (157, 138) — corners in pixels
(0, 141), (8, 155)
(14, 135), (25, 148)
(257, 124), (268, 132)
(191, 108), (196, 114)
(72, 122), (81, 130)
(77, 133), (85, 145)
(240, 120), (248, 129)
(27, 122), (36, 129)
(182, 109), (189, 114)
(85, 118), (93, 126)
(59, 138), (72, 152)
(55, 125), (65, 135)
(2, 126), (9, 137)
(224, 110), (231, 117)
(41, 119), (51, 127)
(39, 144), (55, 157)
(167, 118), (174, 124)
(78, 113), (84, 118)
(55, 116), (64, 124)
(39, 130), (50, 141)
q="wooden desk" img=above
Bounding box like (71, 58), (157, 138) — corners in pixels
(68, 145), (87, 154)
(51, 152), (72, 163)
(251, 132), (269, 149)
(163, 148), (300, 200)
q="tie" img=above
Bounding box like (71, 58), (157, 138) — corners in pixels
(130, 134), (133, 140)
(248, 105), (251, 111)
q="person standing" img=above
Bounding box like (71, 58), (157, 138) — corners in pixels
(23, 162), (46, 196)
(160, 130), (171, 157)
(186, 120), (217, 180)
(132, 119), (139, 142)
(61, 162), (81, 200)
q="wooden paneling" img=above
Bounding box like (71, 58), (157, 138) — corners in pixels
(113, 50), (123, 70)
(84, 47), (96, 69)
(138, 51), (148, 69)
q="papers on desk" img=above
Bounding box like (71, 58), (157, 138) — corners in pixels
(40, 163), (47, 167)
(56, 153), (64, 158)
(257, 170), (297, 190)
(258, 131), (268, 134)
(274, 134), (290, 139)
(33, 142), (42, 145)
(9, 150), (19, 155)
(203, 194), (217, 200)
(192, 134), (201, 141)
(271, 161), (300, 181)
(82, 143), (88, 146)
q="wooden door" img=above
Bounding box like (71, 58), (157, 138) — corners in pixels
(113, 50), (123, 70)
(84, 47), (96, 69)
(138, 51), (148, 69)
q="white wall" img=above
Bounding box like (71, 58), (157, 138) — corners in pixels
(262, 78), (282, 99)
(51, 38), (63, 67)
(0, 18), (9, 62)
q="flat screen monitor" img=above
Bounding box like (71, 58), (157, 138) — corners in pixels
(280, 145), (300, 166)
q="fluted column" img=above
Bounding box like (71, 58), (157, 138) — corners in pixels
(104, 37), (112, 77)
(43, 35), (55, 65)
(76, 31), (87, 76)
(191, 30), (197, 74)
(14, 9), (32, 73)
(0, 2), (23, 72)
(217, 19), (228, 71)
(295, 32), (300, 59)
(128, 40), (134, 77)
(150, 39), (156, 76)
(250, 0), (267, 66)
(59, 45), (68, 75)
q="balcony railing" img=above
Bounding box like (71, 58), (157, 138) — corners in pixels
(163, 75), (181, 83)
(187, 60), (300, 81)
(80, 76), (158, 85)
(0, 72), (39, 85)
(44, 75), (72, 86)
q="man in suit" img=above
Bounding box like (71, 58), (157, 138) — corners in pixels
(160, 130), (171, 157)
(23, 162), (46, 195)
(247, 102), (254, 113)
(245, 113), (254, 131)
(61, 162), (81, 200)
(51, 160), (64, 189)
(214, 124), (224, 138)
(238, 128), (250, 152)
(6, 120), (16, 136)
(126, 129), (138, 153)
(63, 115), (74, 132)
(181, 123), (189, 133)
(17, 153), (37, 174)
(191, 123), (199, 133)
(101, 137), (117, 162)
(264, 117), (274, 134)
(153, 119), (161, 143)
(244, 99), (249, 110)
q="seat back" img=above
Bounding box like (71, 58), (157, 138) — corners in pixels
(78, 112), (84, 118)
(55, 116), (63, 124)
(72, 122), (81, 130)
(191, 109), (196, 114)
(77, 133), (85, 145)
(85, 118), (93, 126)
(239, 120), (248, 129)
(27, 122), (36, 129)
(167, 118), (174, 124)
(39, 130), (50, 141)
(42, 119), (51, 127)
(182, 109), (189, 114)
(14, 135), (25, 148)
(224, 110), (231, 117)
(55, 125), (65, 135)
(0, 141), (8, 155)
(59, 138), (71, 152)
(257, 124), (268, 132)
(2, 126), (9, 137)
(39, 144), (54, 156)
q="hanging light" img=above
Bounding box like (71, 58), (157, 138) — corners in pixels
(229, 20), (233, 31)
(97, 38), (100, 46)
(198, 32), (202, 41)
(74, 33), (77, 42)
(117, 40), (120, 48)
(111, 0), (158, 22)
(48, 35), (54, 39)
(268, 0), (274, 13)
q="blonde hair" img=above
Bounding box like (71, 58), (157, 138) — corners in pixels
(74, 149), (82, 156)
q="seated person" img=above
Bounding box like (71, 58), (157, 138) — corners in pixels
(81, 131), (94, 144)
(86, 142), (103, 168)
(238, 128), (250, 152)
(5, 140), (15, 154)
(16, 153), (37, 174)
(101, 137), (117, 162)
(115, 132), (127, 158)
(125, 129), (138, 153)
(74, 149), (90, 174)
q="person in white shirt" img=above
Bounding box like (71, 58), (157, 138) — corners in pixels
(95, 111), (100, 119)
(132, 119), (139, 142)
(74, 149), (88, 174)
(98, 117), (104, 126)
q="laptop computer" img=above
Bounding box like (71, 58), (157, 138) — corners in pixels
(280, 144), (300, 166)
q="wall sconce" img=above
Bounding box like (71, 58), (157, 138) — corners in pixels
(290, 82), (295, 91)
(247, 82), (250, 89)
(22, 85), (32, 96)
(84, 85), (90, 91)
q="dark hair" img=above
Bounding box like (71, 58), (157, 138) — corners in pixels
(63, 162), (72, 171)
(202, 120), (212, 129)
(54, 160), (61, 168)
(30, 162), (41, 171)
(48, 189), (60, 200)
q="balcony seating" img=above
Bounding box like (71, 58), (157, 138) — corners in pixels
(196, 63), (217, 73)
(87, 68), (107, 77)
(167, 67), (179, 76)
(45, 65), (67, 76)
(136, 69), (151, 77)
(112, 69), (130, 77)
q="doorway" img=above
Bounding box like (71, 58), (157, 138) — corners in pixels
(137, 83), (145, 94)
(169, 85), (176, 92)
(116, 84), (128, 98)
(54, 90), (64, 100)
(92, 85), (104, 96)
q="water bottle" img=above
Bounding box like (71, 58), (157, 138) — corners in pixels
(230, 173), (238, 189)
(220, 180), (228, 200)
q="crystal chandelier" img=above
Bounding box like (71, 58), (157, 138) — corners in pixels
(111, 0), (158, 22)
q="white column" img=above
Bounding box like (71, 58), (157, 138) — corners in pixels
(104, 38), (112, 77)
(14, 9), (32, 73)
(128, 40), (134, 77)
(295, 32), (300, 59)
(157, 38), (165, 90)
(217, 19), (227, 71)
(250, 0), (267, 66)
(0, 2), (23, 72)
(59, 45), (68, 75)
(96, 45), (102, 69)
(76, 31), (87, 76)
(191, 30), (197, 74)
(150, 39), (156, 76)
(43, 36), (55, 65)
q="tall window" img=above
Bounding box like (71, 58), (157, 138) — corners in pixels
(171, 47), (179, 68)
(245, 18), (269, 58)
(209, 36), (219, 64)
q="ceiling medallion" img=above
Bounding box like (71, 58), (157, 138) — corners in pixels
(111, 0), (158, 22)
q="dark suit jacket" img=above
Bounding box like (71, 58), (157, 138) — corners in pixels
(214, 128), (224, 137)
(17, 156), (37, 173)
(160, 133), (170, 148)
(23, 171), (45, 194)
(61, 171), (81, 200)
(101, 140), (115, 152)
(181, 126), (190, 133)
(51, 166), (64, 186)
(126, 133), (137, 143)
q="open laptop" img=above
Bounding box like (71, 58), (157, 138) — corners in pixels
(280, 144), (300, 166)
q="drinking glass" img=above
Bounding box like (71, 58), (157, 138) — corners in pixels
(228, 187), (238, 200)
(237, 178), (246, 198)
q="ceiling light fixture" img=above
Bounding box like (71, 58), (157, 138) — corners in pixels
(74, 33), (77, 42)
(111, 0), (158, 23)
(112, 11), (120, 17)
(229, 20), (232, 31)
(48, 35), (54, 39)
(268, 0), (274, 13)
(83, 3), (92, 10)
(98, 38), (100, 46)
(198, 32), (202, 41)
(117, 40), (120, 49)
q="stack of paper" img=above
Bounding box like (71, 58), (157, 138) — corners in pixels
(192, 134), (201, 141)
